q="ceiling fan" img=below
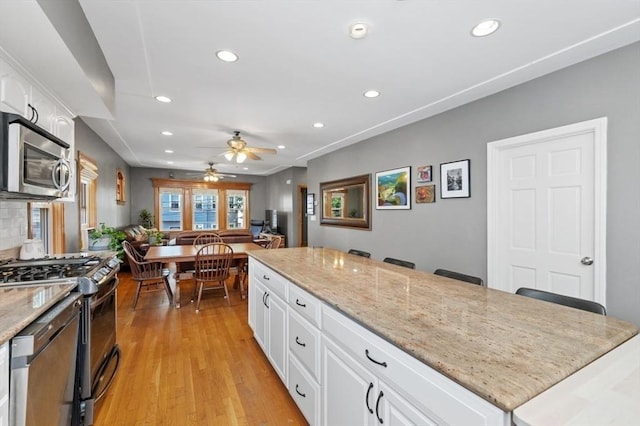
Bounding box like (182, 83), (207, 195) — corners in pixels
(187, 162), (237, 182)
(223, 131), (277, 163)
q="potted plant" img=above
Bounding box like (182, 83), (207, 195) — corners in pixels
(88, 223), (127, 261)
(147, 229), (165, 245)
(139, 209), (154, 228)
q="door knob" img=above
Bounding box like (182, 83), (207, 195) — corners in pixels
(581, 257), (594, 265)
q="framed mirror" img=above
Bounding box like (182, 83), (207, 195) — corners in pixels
(320, 174), (371, 230)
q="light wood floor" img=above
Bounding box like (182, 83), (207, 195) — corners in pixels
(95, 271), (307, 425)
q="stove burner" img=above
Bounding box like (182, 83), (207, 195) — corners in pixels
(0, 255), (111, 284)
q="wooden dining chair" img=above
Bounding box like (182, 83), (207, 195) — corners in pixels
(433, 269), (484, 286)
(122, 240), (173, 309)
(348, 249), (371, 258)
(265, 235), (283, 249)
(383, 257), (415, 269)
(191, 242), (234, 312)
(193, 232), (224, 246)
(515, 287), (607, 315)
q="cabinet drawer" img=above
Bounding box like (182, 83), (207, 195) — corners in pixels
(289, 284), (321, 328)
(321, 305), (507, 425)
(250, 259), (288, 300)
(289, 309), (321, 381)
(288, 354), (320, 426)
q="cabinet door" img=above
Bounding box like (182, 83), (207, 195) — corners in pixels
(0, 342), (9, 426)
(54, 114), (76, 202)
(0, 60), (29, 116)
(252, 280), (268, 351)
(29, 86), (56, 133)
(266, 292), (287, 383)
(380, 384), (439, 426)
(322, 336), (376, 426)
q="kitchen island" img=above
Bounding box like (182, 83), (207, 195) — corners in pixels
(248, 247), (638, 422)
(0, 281), (78, 345)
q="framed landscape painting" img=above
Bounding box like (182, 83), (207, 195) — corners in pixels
(376, 166), (411, 209)
(440, 159), (470, 198)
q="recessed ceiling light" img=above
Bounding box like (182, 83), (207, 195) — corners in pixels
(349, 23), (368, 39)
(154, 95), (172, 103)
(216, 50), (238, 62)
(161, 131), (173, 136)
(167, 161), (174, 164)
(164, 149), (174, 154)
(363, 90), (380, 98)
(277, 145), (285, 149)
(313, 122), (324, 128)
(243, 167), (249, 170)
(471, 19), (501, 37)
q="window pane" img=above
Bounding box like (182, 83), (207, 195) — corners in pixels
(227, 190), (246, 229)
(29, 204), (49, 252)
(193, 190), (218, 230)
(159, 189), (183, 231)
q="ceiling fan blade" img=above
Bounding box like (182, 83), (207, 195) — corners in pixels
(219, 173), (237, 178)
(245, 151), (262, 161)
(246, 147), (277, 154)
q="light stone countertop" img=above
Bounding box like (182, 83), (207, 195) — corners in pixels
(249, 247), (639, 412)
(0, 281), (78, 345)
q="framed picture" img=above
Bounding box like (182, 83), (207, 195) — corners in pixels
(376, 166), (411, 209)
(416, 165), (432, 183)
(415, 185), (436, 204)
(440, 159), (470, 198)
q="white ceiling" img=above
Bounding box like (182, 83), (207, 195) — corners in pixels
(4, 1), (640, 176)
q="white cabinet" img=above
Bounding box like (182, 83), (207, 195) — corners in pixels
(248, 259), (288, 383)
(0, 341), (9, 426)
(29, 86), (56, 133)
(322, 304), (508, 426)
(322, 333), (434, 426)
(0, 60), (29, 116)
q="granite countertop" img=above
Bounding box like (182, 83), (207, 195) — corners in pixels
(249, 247), (639, 412)
(0, 281), (78, 345)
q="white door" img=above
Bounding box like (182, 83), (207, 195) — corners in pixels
(487, 118), (607, 305)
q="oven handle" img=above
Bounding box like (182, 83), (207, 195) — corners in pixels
(90, 277), (119, 309)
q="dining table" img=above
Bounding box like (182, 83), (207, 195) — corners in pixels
(144, 242), (265, 308)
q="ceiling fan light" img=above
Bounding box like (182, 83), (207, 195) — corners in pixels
(212, 176), (219, 182)
(236, 152), (247, 163)
(224, 152), (235, 161)
(203, 175), (210, 182)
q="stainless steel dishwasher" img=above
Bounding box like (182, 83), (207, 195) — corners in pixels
(10, 292), (82, 426)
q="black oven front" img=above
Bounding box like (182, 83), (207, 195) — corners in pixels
(75, 270), (120, 426)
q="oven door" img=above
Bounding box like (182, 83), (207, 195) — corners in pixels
(89, 276), (120, 402)
(6, 117), (71, 198)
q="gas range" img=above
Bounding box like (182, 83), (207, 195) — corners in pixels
(0, 253), (120, 286)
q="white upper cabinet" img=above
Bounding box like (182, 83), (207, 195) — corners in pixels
(0, 59), (29, 116)
(29, 86), (56, 134)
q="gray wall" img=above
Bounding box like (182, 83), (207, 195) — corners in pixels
(264, 167), (307, 247)
(65, 118), (131, 252)
(308, 42), (640, 326)
(128, 167), (268, 228)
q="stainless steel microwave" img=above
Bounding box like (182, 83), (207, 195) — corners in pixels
(0, 112), (71, 200)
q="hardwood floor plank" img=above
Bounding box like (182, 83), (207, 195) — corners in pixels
(95, 272), (306, 425)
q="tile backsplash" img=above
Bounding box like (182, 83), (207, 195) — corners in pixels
(0, 201), (27, 251)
